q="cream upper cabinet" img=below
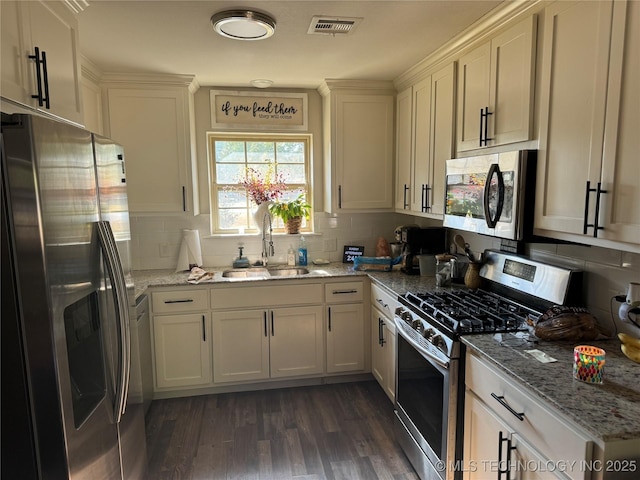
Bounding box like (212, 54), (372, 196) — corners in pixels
(319, 81), (395, 212)
(104, 77), (198, 214)
(395, 63), (456, 218)
(534, 0), (639, 249)
(1, 0), (82, 124)
(395, 87), (412, 211)
(457, 15), (536, 151)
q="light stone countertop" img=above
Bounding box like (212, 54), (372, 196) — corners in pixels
(132, 263), (640, 444)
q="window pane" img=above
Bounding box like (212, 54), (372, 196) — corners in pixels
(216, 163), (245, 184)
(276, 142), (304, 163)
(216, 141), (245, 163)
(278, 164), (305, 183)
(218, 189), (247, 208)
(219, 209), (248, 230)
(246, 142), (275, 163)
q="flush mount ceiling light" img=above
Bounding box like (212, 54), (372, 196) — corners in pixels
(250, 79), (273, 88)
(211, 10), (276, 40)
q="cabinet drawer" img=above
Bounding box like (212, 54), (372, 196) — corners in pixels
(152, 289), (209, 313)
(325, 281), (364, 303)
(371, 283), (397, 318)
(211, 283), (323, 309)
(466, 353), (593, 479)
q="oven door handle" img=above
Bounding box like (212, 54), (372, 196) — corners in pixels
(483, 163), (505, 229)
(396, 318), (450, 370)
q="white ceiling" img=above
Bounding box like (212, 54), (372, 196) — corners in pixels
(78, 0), (504, 89)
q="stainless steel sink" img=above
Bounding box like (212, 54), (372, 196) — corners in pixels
(267, 267), (310, 277)
(221, 268), (268, 278)
(221, 266), (310, 278)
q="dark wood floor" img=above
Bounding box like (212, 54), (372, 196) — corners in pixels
(144, 381), (419, 480)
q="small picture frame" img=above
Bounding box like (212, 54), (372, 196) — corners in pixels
(343, 245), (365, 263)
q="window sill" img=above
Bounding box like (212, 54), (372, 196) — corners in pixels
(204, 232), (321, 239)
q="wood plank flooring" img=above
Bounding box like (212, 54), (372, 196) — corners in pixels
(144, 381), (419, 480)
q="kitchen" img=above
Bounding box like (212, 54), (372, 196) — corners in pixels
(2, 1), (639, 480)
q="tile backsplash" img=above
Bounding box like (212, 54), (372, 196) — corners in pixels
(130, 214), (640, 337)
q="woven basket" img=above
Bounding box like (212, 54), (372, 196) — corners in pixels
(285, 217), (302, 234)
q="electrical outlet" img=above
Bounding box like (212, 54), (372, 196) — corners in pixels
(324, 238), (337, 252)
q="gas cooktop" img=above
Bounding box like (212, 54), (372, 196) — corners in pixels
(398, 289), (539, 335)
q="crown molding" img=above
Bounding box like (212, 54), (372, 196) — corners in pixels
(99, 73), (200, 93)
(317, 79), (396, 97)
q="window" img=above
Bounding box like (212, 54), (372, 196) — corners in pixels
(208, 133), (312, 234)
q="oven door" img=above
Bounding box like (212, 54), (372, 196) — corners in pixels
(443, 151), (530, 240)
(395, 323), (460, 480)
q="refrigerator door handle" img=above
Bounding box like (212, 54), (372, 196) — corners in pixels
(97, 220), (131, 423)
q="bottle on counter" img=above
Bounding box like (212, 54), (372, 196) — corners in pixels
(297, 236), (308, 266)
(287, 245), (296, 266)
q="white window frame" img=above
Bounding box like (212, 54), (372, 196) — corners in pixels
(208, 132), (313, 235)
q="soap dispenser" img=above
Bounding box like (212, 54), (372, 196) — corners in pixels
(297, 236), (308, 266)
(287, 245), (296, 266)
(232, 246), (250, 268)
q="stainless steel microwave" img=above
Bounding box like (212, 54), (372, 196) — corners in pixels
(443, 150), (536, 240)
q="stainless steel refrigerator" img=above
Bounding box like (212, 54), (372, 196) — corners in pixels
(1, 113), (146, 479)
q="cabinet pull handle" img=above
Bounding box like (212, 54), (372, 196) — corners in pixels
(201, 315), (206, 342)
(379, 318), (386, 346)
(423, 184), (431, 212)
(376, 298), (388, 310)
(164, 299), (194, 304)
(491, 393), (525, 421)
(271, 311), (275, 336)
(28, 47), (46, 107)
(338, 185), (342, 209)
(263, 311), (268, 337)
(583, 181), (596, 234)
(328, 307), (332, 332)
(182, 186), (186, 212)
(593, 182), (608, 238)
(332, 289), (357, 295)
(403, 184), (409, 209)
(497, 431), (515, 479)
(479, 108), (494, 146)
(40, 50), (50, 109)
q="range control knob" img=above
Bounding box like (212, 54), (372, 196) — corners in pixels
(401, 311), (412, 324)
(431, 334), (447, 352)
(423, 328), (435, 340)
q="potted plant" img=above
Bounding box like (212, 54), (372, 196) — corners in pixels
(269, 193), (311, 234)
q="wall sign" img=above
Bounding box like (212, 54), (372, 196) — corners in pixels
(343, 245), (365, 263)
(210, 90), (308, 130)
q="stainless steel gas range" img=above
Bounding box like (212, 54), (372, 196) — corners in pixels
(393, 250), (583, 480)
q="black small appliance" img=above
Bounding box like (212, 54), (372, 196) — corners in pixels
(400, 226), (445, 275)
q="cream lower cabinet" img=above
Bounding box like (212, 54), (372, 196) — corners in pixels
(464, 352), (592, 480)
(325, 281), (366, 374)
(535, 0), (639, 249)
(151, 289), (211, 390)
(371, 283), (397, 403)
(153, 313), (212, 389)
(212, 306), (324, 384)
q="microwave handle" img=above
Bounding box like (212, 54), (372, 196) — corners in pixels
(483, 163), (505, 228)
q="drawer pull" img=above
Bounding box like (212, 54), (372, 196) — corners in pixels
(491, 393), (525, 421)
(376, 298), (389, 309)
(164, 299), (194, 304)
(332, 289), (358, 295)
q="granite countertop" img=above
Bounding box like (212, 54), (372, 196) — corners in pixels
(132, 263), (640, 444)
(461, 334), (640, 444)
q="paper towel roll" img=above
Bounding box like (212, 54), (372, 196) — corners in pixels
(175, 229), (203, 271)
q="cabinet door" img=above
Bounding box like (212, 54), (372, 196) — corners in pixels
(599, 0), (639, 245)
(395, 87), (413, 211)
(535, 1), (614, 235)
(428, 63), (456, 217)
(153, 313), (211, 389)
(106, 87), (192, 214)
(270, 306), (324, 378)
(457, 42), (491, 151)
(489, 15), (536, 146)
(1, 1), (30, 104)
(26, 1), (82, 124)
(411, 76), (432, 213)
(335, 94), (394, 210)
(511, 434), (565, 480)
(463, 391), (512, 480)
(326, 303), (365, 373)
(212, 309), (269, 383)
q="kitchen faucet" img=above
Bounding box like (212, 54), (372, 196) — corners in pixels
(261, 211), (274, 266)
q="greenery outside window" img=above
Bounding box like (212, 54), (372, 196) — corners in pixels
(208, 133), (312, 234)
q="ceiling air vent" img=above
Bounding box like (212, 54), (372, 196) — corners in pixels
(307, 16), (362, 35)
